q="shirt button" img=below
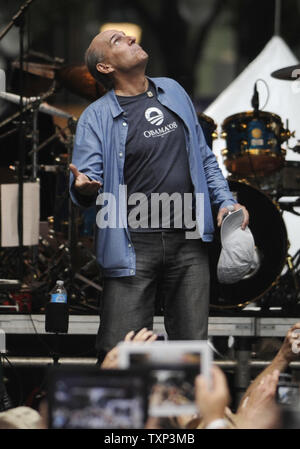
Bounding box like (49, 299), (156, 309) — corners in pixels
(122, 122), (127, 126)
(128, 243), (132, 248)
(119, 152), (123, 157)
(130, 269), (134, 274)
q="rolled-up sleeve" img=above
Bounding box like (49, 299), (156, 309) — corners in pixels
(69, 116), (104, 208)
(196, 121), (236, 209)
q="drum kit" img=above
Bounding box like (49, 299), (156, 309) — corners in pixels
(201, 63), (300, 310)
(0, 56), (106, 313)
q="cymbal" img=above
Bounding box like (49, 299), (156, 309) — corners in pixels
(271, 64), (300, 81)
(12, 61), (107, 102)
(12, 61), (57, 79)
(57, 65), (107, 101)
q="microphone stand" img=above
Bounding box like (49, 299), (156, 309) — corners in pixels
(17, 12), (26, 279)
(248, 82), (261, 188)
(30, 101), (40, 269)
(0, 0), (34, 41)
(67, 118), (78, 283)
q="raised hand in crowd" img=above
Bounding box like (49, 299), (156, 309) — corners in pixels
(238, 322), (300, 407)
(234, 369), (281, 429)
(195, 365), (231, 429)
(100, 327), (158, 369)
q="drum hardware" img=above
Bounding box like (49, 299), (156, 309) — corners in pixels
(260, 160), (300, 199)
(27, 126), (68, 157)
(8, 163), (65, 176)
(291, 141), (300, 154)
(287, 255), (300, 293)
(0, 91), (77, 184)
(271, 64), (300, 81)
(281, 130), (294, 140)
(0, 126), (19, 140)
(280, 162), (300, 196)
(259, 250), (300, 311)
(278, 197), (300, 216)
(55, 153), (69, 165)
(40, 165), (63, 173)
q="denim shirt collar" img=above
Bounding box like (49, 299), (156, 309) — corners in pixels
(105, 76), (165, 118)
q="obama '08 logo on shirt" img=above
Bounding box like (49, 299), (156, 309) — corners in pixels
(145, 107), (164, 126)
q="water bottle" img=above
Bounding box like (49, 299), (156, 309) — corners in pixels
(45, 280), (69, 333)
(50, 280), (67, 304)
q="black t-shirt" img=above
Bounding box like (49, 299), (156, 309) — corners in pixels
(117, 81), (194, 231)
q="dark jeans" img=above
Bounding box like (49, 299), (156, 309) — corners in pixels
(96, 231), (210, 353)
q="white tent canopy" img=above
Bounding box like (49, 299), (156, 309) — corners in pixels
(205, 36), (300, 256)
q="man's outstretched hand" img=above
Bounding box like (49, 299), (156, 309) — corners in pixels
(69, 163), (102, 196)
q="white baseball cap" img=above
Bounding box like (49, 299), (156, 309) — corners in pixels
(217, 208), (260, 284)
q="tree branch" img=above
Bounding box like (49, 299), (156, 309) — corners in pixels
(125, 0), (161, 34)
(191, 0), (227, 65)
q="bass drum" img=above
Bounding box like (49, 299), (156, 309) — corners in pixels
(209, 180), (288, 309)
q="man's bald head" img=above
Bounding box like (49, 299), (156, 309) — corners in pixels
(85, 31), (113, 90)
(85, 29), (148, 91)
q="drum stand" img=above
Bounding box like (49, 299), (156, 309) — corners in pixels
(260, 251), (300, 311)
(287, 253), (300, 293)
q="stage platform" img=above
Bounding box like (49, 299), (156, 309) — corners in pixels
(1, 312), (300, 338)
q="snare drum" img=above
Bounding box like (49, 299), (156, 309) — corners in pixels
(221, 111), (290, 177)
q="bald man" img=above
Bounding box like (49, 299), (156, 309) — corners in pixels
(69, 30), (248, 361)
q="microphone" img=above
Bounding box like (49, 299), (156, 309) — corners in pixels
(0, 92), (73, 119)
(251, 82), (259, 114)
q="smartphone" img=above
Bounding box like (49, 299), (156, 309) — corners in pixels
(276, 383), (299, 406)
(47, 366), (149, 429)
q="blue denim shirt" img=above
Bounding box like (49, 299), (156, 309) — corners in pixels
(70, 77), (236, 277)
